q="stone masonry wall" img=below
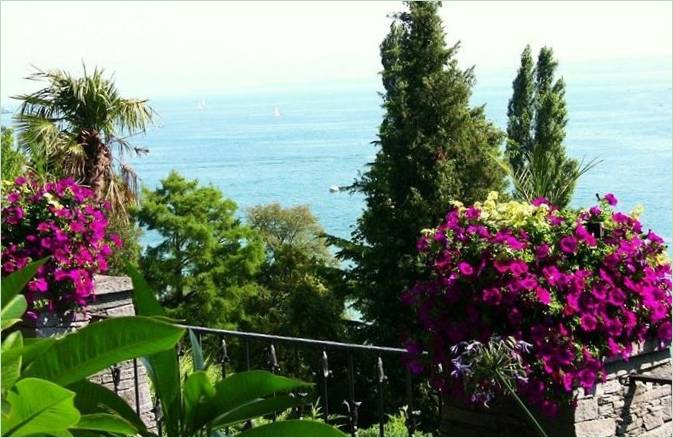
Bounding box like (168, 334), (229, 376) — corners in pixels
(440, 343), (671, 437)
(574, 344), (671, 437)
(25, 275), (156, 431)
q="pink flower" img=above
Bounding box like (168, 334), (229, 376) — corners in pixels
(535, 244), (550, 260)
(458, 262), (474, 276)
(577, 368), (596, 391)
(579, 314), (597, 332)
(509, 260), (528, 277)
(603, 193), (618, 206)
(532, 197), (550, 207)
(657, 321), (672, 345)
(28, 277), (48, 293)
(535, 287), (551, 305)
(482, 288), (502, 305)
(559, 236), (577, 254)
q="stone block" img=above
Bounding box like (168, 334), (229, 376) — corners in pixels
(574, 418), (616, 437)
(598, 404), (613, 416)
(643, 411), (664, 431)
(661, 396), (671, 421)
(575, 398), (599, 422)
(602, 379), (622, 395)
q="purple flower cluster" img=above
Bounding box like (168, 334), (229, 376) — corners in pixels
(2, 175), (122, 318)
(403, 194), (672, 415)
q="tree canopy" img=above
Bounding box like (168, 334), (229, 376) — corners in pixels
(135, 170), (264, 328)
(506, 46), (596, 207)
(13, 66), (153, 213)
(344, 1), (507, 345)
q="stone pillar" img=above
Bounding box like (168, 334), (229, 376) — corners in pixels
(25, 275), (156, 431)
(440, 343), (671, 437)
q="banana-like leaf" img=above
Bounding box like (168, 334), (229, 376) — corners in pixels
(18, 338), (56, 368)
(188, 329), (205, 372)
(1, 295), (27, 331)
(237, 420), (346, 437)
(70, 413), (140, 436)
(1, 258), (49, 304)
(1, 331), (23, 393)
(68, 379), (150, 436)
(23, 316), (184, 386)
(195, 371), (312, 431)
(182, 371), (215, 434)
(211, 395), (307, 429)
(126, 262), (182, 436)
(1, 377), (81, 436)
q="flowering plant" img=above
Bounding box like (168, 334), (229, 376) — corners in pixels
(1, 175), (121, 318)
(403, 192), (672, 416)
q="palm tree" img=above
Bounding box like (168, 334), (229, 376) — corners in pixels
(13, 66), (154, 213)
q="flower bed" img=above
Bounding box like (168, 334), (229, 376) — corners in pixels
(404, 192), (672, 415)
(1, 175), (121, 317)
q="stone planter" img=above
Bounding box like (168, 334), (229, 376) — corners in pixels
(20, 275), (157, 431)
(440, 343), (671, 437)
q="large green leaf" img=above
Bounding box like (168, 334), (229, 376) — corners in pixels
(237, 420), (346, 437)
(195, 371), (311, 431)
(1, 377), (81, 436)
(23, 316), (184, 386)
(211, 395), (307, 429)
(1, 295), (27, 331)
(1, 331), (23, 393)
(188, 328), (205, 372)
(70, 413), (140, 436)
(1, 258), (48, 304)
(68, 379), (150, 436)
(182, 371), (215, 434)
(127, 262), (182, 436)
(18, 338), (56, 368)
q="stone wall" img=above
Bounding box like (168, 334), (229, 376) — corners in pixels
(440, 344), (671, 437)
(25, 275), (156, 431)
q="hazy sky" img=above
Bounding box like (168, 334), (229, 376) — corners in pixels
(1, 1), (671, 103)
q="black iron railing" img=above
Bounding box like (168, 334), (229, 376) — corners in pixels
(106, 324), (434, 436)
(182, 324), (423, 436)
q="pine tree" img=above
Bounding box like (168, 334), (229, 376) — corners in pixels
(506, 46), (590, 208)
(348, 1), (506, 345)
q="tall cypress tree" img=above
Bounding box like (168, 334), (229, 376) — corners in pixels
(507, 46), (584, 208)
(506, 45), (535, 172)
(348, 1), (506, 345)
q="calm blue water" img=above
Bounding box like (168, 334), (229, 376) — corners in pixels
(3, 58), (672, 246)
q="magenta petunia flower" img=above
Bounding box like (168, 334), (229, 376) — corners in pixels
(579, 314), (597, 332)
(603, 193), (618, 206)
(458, 262), (474, 276)
(559, 236), (577, 254)
(482, 287), (502, 305)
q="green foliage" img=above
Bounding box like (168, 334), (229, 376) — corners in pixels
(106, 214), (143, 275)
(13, 65), (153, 210)
(242, 203), (345, 341)
(344, 0), (507, 345)
(135, 170), (264, 328)
(2, 377), (81, 436)
(247, 203), (333, 263)
(1, 127), (26, 182)
(1, 263), (183, 437)
(358, 407), (430, 437)
(506, 46), (598, 207)
(128, 263), (345, 437)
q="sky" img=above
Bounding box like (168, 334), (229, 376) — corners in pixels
(1, 1), (672, 103)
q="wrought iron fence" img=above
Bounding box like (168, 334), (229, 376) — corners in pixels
(107, 323), (437, 436)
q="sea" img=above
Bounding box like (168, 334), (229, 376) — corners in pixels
(2, 57), (672, 247)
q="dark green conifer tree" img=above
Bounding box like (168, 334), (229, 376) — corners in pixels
(347, 1), (506, 345)
(506, 46), (591, 208)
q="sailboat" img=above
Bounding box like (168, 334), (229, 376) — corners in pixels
(196, 99), (207, 111)
(273, 106), (282, 118)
